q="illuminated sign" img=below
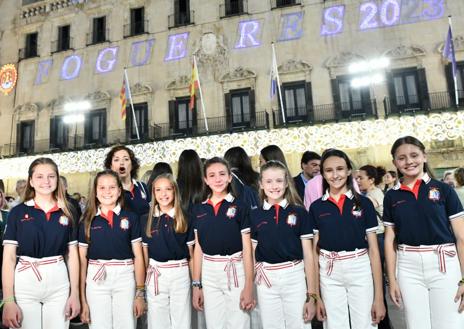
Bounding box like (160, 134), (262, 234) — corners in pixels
(235, 20), (263, 49)
(61, 55), (82, 80)
(35, 59), (53, 85)
(165, 33), (189, 62)
(0, 64), (18, 95)
(321, 6), (345, 36)
(131, 39), (155, 66)
(278, 12), (304, 41)
(95, 46), (119, 73)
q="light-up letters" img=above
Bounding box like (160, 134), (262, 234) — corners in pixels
(235, 20), (262, 49)
(165, 33), (189, 62)
(278, 12), (304, 41)
(321, 6), (345, 36)
(61, 55), (82, 80)
(95, 47), (118, 74)
(359, 0), (445, 31)
(35, 59), (53, 85)
(131, 39), (155, 66)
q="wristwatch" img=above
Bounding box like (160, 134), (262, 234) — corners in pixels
(192, 280), (202, 289)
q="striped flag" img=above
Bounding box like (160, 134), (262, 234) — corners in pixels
(189, 58), (200, 110)
(443, 19), (459, 106)
(120, 74), (128, 120)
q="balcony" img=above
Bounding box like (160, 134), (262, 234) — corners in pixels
(86, 29), (110, 46)
(51, 37), (74, 53)
(220, 0), (248, 18)
(168, 10), (195, 29)
(270, 0), (301, 10)
(18, 47), (38, 60)
(123, 20), (149, 38)
(21, 0), (87, 19)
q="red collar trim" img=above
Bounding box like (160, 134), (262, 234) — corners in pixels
(33, 202), (60, 221)
(207, 199), (224, 216)
(274, 204), (280, 224)
(327, 194), (346, 214)
(129, 183), (135, 199)
(400, 179), (422, 200)
(99, 210), (114, 228)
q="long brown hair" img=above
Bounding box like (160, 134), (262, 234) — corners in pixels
(259, 160), (303, 206)
(82, 170), (124, 242)
(146, 173), (187, 237)
(24, 157), (73, 220)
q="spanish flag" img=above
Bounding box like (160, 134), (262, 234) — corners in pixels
(189, 58), (200, 111)
(120, 75), (127, 120)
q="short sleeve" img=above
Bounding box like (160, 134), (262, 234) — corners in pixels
(382, 192), (395, 227)
(140, 214), (149, 245)
(299, 208), (314, 240)
(362, 198), (378, 233)
(3, 207), (19, 246)
(130, 213), (142, 243)
(78, 221), (88, 247)
(240, 203), (251, 234)
(249, 209), (258, 244)
(308, 205), (319, 235)
(186, 216), (195, 246)
(445, 187), (464, 221)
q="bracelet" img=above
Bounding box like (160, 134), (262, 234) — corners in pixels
(192, 280), (202, 289)
(305, 293), (318, 303)
(136, 285), (145, 290)
(135, 289), (146, 299)
(459, 278), (464, 286)
(0, 296), (15, 308)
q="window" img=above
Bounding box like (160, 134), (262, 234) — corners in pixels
(174, 0), (191, 26)
(50, 116), (69, 150)
(92, 16), (107, 44)
(386, 68), (429, 113)
(222, 0), (245, 17)
(282, 81), (311, 121)
(332, 77), (371, 118)
(225, 88), (255, 129)
(84, 110), (106, 146)
(17, 121), (35, 154)
(25, 32), (38, 58)
(130, 7), (145, 36)
(272, 0), (298, 9)
(126, 103), (149, 141)
(445, 62), (464, 104)
(169, 97), (196, 135)
(57, 25), (70, 51)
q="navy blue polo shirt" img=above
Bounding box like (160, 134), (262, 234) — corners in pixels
(141, 208), (193, 262)
(123, 180), (150, 217)
(251, 199), (313, 264)
(3, 200), (77, 258)
(383, 173), (463, 246)
(190, 193), (250, 256)
(78, 205), (141, 260)
(309, 190), (378, 252)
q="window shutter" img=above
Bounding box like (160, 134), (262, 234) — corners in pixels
(125, 105), (131, 141)
(417, 68), (430, 111)
(16, 123), (21, 155)
(445, 64), (456, 106)
(331, 78), (341, 120)
(168, 100), (175, 132)
(49, 117), (55, 145)
(305, 81), (314, 123)
(30, 122), (35, 153)
(249, 89), (256, 127)
(101, 111), (107, 144)
(361, 87), (372, 116)
(224, 92), (232, 130)
(386, 72), (397, 115)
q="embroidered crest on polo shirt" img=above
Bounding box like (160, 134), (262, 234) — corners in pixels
(428, 187), (440, 201)
(120, 217), (130, 230)
(59, 215), (69, 226)
(287, 213), (297, 226)
(21, 214), (33, 222)
(226, 206), (237, 219)
(352, 207), (363, 218)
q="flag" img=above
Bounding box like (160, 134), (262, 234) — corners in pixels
(270, 47), (279, 100)
(189, 58), (200, 110)
(120, 74), (128, 120)
(443, 25), (457, 81)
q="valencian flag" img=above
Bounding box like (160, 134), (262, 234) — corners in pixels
(443, 18), (459, 106)
(189, 58), (200, 110)
(120, 74), (128, 120)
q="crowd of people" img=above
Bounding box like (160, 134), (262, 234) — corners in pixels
(0, 136), (463, 329)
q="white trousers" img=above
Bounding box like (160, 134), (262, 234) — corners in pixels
(14, 256), (70, 329)
(319, 250), (377, 329)
(397, 244), (464, 329)
(86, 259), (136, 329)
(146, 258), (191, 329)
(255, 261), (311, 329)
(202, 253), (251, 329)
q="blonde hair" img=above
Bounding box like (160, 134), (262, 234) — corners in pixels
(259, 160), (303, 206)
(146, 173), (187, 237)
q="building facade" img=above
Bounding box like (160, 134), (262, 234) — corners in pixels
(0, 0), (463, 194)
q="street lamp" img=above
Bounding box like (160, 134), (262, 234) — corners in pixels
(63, 100), (91, 149)
(349, 57), (390, 88)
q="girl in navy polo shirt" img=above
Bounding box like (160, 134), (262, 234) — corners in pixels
(309, 149), (385, 329)
(104, 145), (151, 217)
(384, 136), (464, 328)
(191, 157), (254, 329)
(251, 160), (316, 328)
(141, 173), (193, 329)
(78, 170), (145, 329)
(2, 157), (80, 329)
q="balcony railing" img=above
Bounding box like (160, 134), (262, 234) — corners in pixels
(168, 10), (195, 29)
(86, 29), (109, 45)
(123, 20), (149, 38)
(220, 0), (248, 18)
(383, 91), (464, 117)
(270, 0), (301, 9)
(18, 47), (38, 60)
(51, 37), (73, 53)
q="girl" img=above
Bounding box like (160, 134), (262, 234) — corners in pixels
(177, 149), (204, 213)
(260, 145), (288, 167)
(78, 170), (145, 329)
(141, 173), (193, 329)
(2, 157), (80, 329)
(146, 162), (173, 194)
(309, 149), (385, 329)
(383, 171), (397, 193)
(384, 136), (464, 328)
(191, 157), (254, 329)
(251, 160), (317, 328)
(104, 145), (151, 216)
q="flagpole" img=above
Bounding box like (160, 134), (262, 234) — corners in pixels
(448, 16), (459, 107)
(124, 68), (140, 140)
(194, 56), (209, 132)
(272, 43), (286, 124)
